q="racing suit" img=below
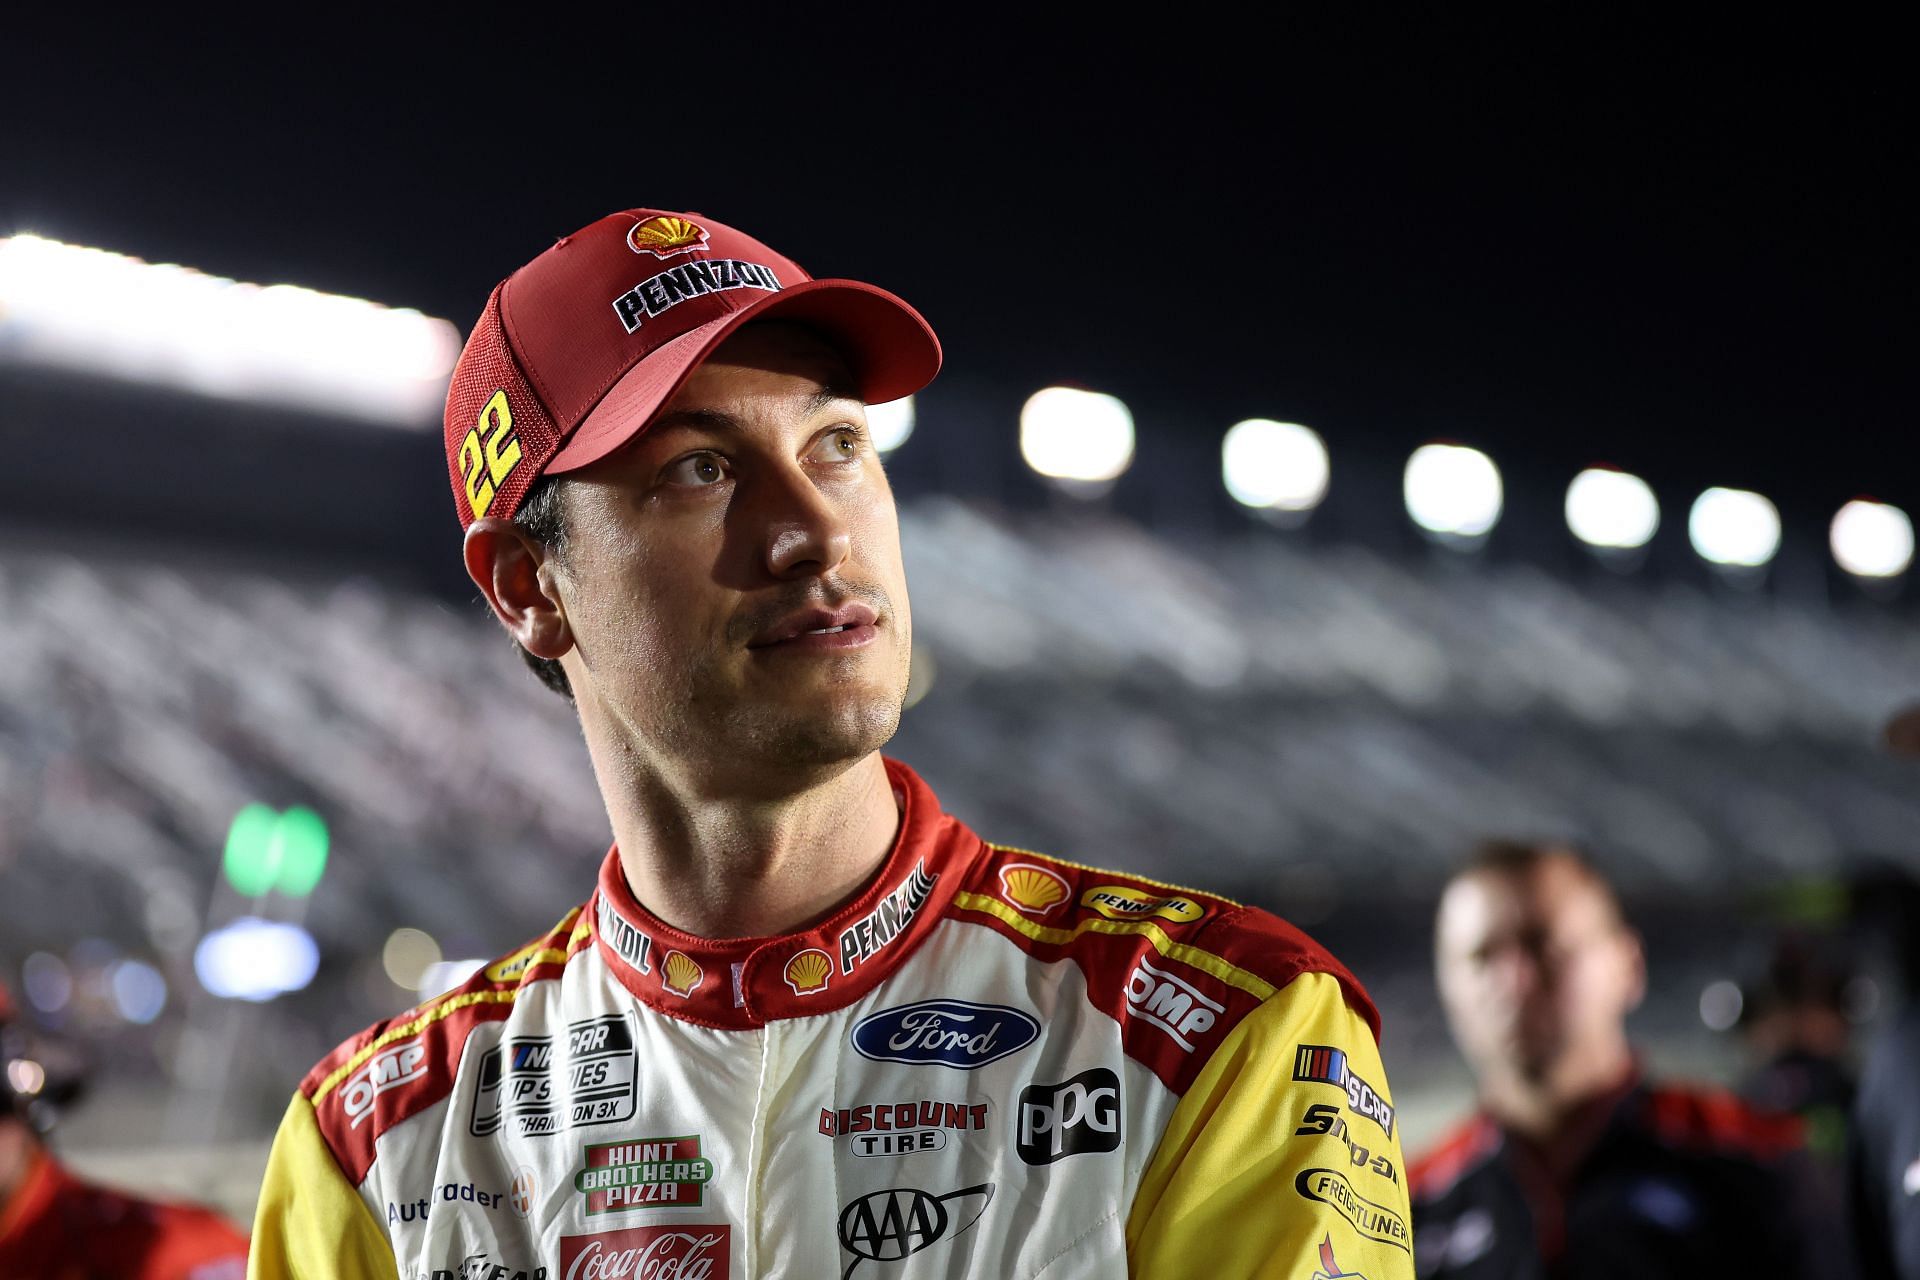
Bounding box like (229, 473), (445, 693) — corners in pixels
(1408, 1074), (1822, 1279)
(0, 1146), (249, 1279)
(250, 760), (1411, 1279)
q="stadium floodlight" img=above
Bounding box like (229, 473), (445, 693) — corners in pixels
(0, 233), (460, 427)
(1020, 387), (1135, 485)
(382, 927), (443, 991)
(1565, 466), (1660, 550)
(193, 918), (319, 1002)
(1222, 419), (1330, 513)
(867, 396), (916, 454)
(1830, 499), (1914, 578)
(106, 959), (168, 1025)
(1688, 487), (1780, 568)
(1404, 443), (1503, 539)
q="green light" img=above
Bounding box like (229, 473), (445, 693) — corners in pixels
(273, 807), (330, 898)
(223, 804), (282, 897)
(222, 804), (331, 898)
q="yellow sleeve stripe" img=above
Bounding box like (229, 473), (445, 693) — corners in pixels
(951, 890), (1277, 1001)
(311, 987), (519, 1104)
(985, 844), (1246, 909)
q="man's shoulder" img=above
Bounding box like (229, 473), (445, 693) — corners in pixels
(294, 904), (591, 1184)
(950, 842), (1374, 1014)
(943, 841), (1380, 1090)
(1627, 1077), (1807, 1164)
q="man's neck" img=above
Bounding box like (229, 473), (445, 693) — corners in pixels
(1483, 1045), (1637, 1151)
(600, 751), (902, 939)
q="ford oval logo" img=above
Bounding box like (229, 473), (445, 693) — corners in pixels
(852, 1000), (1040, 1069)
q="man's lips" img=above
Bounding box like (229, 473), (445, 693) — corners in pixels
(745, 603), (881, 649)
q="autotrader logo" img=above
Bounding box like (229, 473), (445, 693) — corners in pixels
(1016, 1067), (1121, 1165)
(837, 1183), (993, 1278)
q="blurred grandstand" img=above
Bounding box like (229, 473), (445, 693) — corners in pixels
(2, 244), (1917, 1218)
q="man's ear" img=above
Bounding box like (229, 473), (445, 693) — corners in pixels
(463, 517), (574, 661)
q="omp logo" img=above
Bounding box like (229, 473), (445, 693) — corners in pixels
(1016, 1068), (1121, 1165)
(1124, 957), (1224, 1052)
(851, 1001), (1040, 1070)
(837, 1184), (993, 1278)
(1293, 1044), (1396, 1139)
(1080, 885), (1206, 924)
(341, 1040), (428, 1128)
(558, 1226), (728, 1280)
(1295, 1168), (1411, 1253)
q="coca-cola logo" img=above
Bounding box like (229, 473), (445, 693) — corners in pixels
(558, 1225), (730, 1280)
(850, 1001), (1039, 1069)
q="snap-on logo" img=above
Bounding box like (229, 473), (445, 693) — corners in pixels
(851, 1001), (1039, 1069)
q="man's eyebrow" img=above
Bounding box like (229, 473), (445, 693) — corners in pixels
(646, 388), (865, 439)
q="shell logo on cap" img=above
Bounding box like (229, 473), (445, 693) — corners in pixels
(662, 950), (703, 999)
(998, 863), (1069, 916)
(783, 948), (833, 996)
(627, 215), (710, 258)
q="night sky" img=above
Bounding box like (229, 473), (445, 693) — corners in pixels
(6, 16), (1912, 530)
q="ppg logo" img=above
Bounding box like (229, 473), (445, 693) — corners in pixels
(1016, 1068), (1121, 1165)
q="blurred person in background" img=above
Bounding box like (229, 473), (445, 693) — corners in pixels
(247, 209), (1411, 1279)
(1, 979), (249, 1278)
(1850, 704), (1920, 1280)
(1409, 841), (1824, 1278)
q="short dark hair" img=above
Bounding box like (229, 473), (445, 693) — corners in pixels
(1449, 838), (1626, 926)
(509, 474), (573, 700)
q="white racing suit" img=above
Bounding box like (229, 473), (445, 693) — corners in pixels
(250, 760), (1412, 1279)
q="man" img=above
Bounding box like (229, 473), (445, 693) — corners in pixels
(247, 208), (1412, 1278)
(1410, 841), (1822, 1278)
(1851, 702), (1920, 1280)
(1, 981), (249, 1278)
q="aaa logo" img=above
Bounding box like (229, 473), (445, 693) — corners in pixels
(837, 1183), (993, 1278)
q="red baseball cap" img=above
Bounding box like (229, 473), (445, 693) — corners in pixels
(443, 208), (942, 527)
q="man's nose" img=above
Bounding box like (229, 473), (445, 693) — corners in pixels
(756, 463), (853, 580)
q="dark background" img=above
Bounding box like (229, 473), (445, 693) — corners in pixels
(4, 15), (1911, 576)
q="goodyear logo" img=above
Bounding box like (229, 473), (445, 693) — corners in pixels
(1080, 886), (1206, 924)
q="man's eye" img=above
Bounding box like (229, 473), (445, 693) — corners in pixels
(812, 427), (865, 462)
(665, 453), (726, 486)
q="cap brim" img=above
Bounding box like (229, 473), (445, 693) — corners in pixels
(547, 279), (941, 473)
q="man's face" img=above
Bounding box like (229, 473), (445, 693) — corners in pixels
(1434, 856), (1644, 1088)
(547, 322), (913, 785)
